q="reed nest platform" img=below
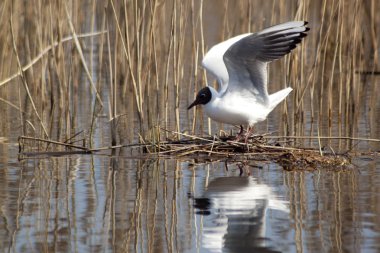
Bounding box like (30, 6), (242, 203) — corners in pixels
(17, 133), (361, 170)
(142, 134), (353, 170)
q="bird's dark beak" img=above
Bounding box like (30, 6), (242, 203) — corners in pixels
(187, 99), (199, 110)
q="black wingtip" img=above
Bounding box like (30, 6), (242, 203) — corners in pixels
(304, 21), (309, 25)
(299, 32), (308, 38)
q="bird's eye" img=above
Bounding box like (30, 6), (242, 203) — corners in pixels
(200, 94), (206, 98)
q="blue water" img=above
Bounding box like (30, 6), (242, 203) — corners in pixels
(0, 148), (378, 253)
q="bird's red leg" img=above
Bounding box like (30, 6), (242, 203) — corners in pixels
(244, 126), (255, 143)
(234, 125), (245, 141)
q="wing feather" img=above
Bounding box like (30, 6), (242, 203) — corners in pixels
(223, 21), (309, 105)
(201, 33), (251, 93)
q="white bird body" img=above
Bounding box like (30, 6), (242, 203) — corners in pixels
(203, 86), (293, 126)
(188, 21), (309, 135)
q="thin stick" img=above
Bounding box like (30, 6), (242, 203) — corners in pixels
(0, 31), (107, 88)
(265, 135), (380, 143)
(19, 136), (89, 151)
(159, 127), (219, 143)
(0, 97), (24, 113)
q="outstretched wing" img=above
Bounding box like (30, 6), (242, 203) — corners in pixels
(202, 33), (251, 94)
(223, 21), (309, 105)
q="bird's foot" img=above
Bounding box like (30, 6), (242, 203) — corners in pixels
(237, 161), (250, 176)
(244, 126), (255, 143)
(233, 125), (245, 142)
(232, 125), (255, 145)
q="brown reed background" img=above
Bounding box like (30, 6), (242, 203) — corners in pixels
(0, 0), (379, 150)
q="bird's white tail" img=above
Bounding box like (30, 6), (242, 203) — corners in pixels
(268, 87), (293, 111)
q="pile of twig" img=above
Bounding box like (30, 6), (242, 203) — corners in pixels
(18, 131), (380, 169)
(140, 132), (353, 169)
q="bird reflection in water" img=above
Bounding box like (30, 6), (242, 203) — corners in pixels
(192, 169), (289, 253)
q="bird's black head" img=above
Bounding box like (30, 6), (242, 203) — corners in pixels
(187, 87), (212, 110)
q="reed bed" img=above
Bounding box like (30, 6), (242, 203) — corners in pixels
(0, 0), (379, 156)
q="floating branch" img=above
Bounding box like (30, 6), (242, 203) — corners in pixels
(19, 136), (90, 151)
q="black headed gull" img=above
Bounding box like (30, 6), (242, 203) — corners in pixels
(188, 21), (309, 141)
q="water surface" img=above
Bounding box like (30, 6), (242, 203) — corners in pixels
(0, 150), (379, 252)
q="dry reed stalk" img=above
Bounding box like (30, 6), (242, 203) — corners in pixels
(135, 0), (145, 121)
(64, 2), (104, 107)
(163, 2), (175, 138)
(173, 1), (188, 139)
(189, 0), (198, 134)
(149, 0), (160, 127)
(337, 1), (344, 149)
(0, 31), (106, 88)
(89, 1), (96, 78)
(106, 19), (118, 147)
(172, 0), (179, 138)
(111, 0), (143, 122)
(367, 0), (379, 142)
(143, 1), (154, 130)
(191, 43), (199, 134)
(0, 97), (23, 112)
(351, 0), (361, 139)
(222, 0), (230, 38)
(198, 0), (211, 136)
(327, 2), (341, 139)
(295, 0), (308, 137)
(10, 11), (49, 138)
(89, 7), (107, 148)
(17, 78), (24, 136)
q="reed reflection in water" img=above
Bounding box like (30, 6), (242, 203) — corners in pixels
(0, 154), (379, 252)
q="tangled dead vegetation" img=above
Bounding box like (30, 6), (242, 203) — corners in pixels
(18, 131), (360, 170)
(141, 133), (353, 170)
